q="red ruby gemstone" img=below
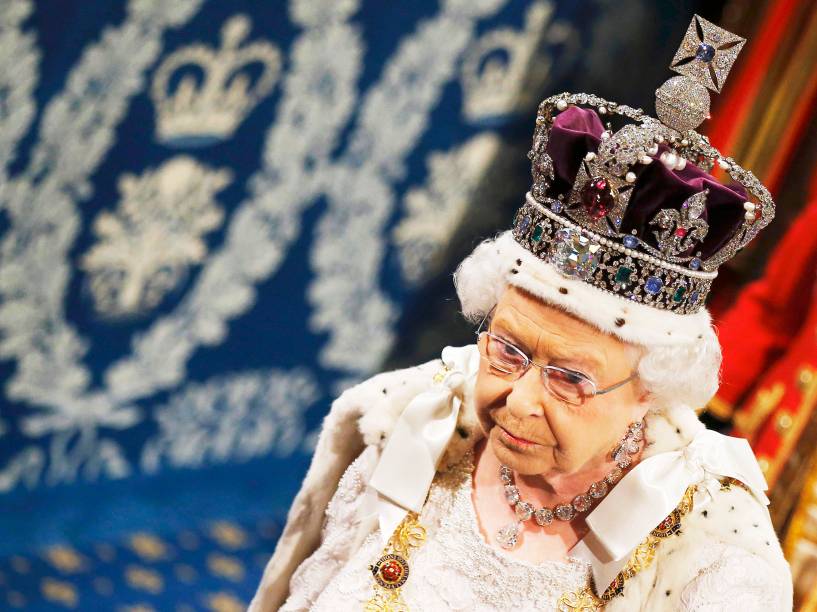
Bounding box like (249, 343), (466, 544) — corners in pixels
(579, 177), (615, 220)
(674, 227), (688, 238)
(381, 560), (403, 583)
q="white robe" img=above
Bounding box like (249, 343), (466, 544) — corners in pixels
(251, 355), (792, 611)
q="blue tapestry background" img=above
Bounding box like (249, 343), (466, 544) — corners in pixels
(0, 1), (717, 608)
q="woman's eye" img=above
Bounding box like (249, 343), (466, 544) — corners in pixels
(551, 369), (586, 385)
(490, 337), (525, 363)
(498, 343), (518, 358)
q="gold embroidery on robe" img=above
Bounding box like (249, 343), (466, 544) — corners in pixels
(558, 485), (696, 609)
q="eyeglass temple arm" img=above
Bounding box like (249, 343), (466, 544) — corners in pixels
(596, 372), (638, 395)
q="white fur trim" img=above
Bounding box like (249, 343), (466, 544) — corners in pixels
(257, 366), (791, 611)
(494, 231), (713, 347)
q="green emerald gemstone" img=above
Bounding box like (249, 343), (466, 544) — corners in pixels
(615, 266), (632, 284)
(531, 224), (544, 243)
(673, 286), (687, 302)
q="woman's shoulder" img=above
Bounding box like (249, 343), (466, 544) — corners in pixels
(333, 356), (444, 446)
(250, 357), (446, 612)
(655, 480), (792, 609)
(676, 540), (791, 611)
(607, 479), (792, 611)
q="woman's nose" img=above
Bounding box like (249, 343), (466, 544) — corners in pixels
(505, 367), (547, 419)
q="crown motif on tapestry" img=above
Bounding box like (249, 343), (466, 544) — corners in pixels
(513, 15), (772, 315)
(152, 15), (281, 147)
(461, 1), (560, 123)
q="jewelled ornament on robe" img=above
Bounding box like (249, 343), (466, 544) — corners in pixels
(370, 553), (410, 589)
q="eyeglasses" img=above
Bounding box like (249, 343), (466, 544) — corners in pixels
(475, 316), (636, 406)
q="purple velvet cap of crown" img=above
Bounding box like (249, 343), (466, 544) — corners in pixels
(544, 106), (748, 259)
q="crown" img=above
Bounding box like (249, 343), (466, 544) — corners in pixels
(151, 15), (281, 147)
(460, 1), (560, 123)
(513, 15), (770, 315)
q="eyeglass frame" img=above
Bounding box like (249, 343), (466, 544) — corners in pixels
(475, 311), (637, 406)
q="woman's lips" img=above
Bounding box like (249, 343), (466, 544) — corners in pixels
(498, 425), (538, 447)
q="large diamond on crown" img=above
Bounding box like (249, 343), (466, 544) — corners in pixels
(549, 228), (601, 280)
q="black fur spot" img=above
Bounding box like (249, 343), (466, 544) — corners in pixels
(701, 510), (708, 517)
(730, 505), (735, 511)
(456, 427), (468, 439)
(675, 428), (681, 434)
(733, 529), (738, 534)
(382, 388), (388, 395)
(665, 590), (671, 597)
(615, 318), (625, 327)
(511, 268), (519, 274)
(559, 287), (568, 295)
(516, 258), (522, 266)
(753, 523), (759, 528)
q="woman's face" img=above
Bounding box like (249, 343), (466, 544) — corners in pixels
(474, 286), (649, 477)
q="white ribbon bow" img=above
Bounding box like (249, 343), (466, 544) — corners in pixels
(573, 427), (769, 592)
(367, 343), (769, 593)
(369, 344), (480, 545)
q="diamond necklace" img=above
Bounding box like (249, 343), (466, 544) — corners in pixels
(495, 421), (644, 550)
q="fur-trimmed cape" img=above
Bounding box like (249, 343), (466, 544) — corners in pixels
(250, 356), (791, 611)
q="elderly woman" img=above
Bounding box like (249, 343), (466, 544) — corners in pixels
(252, 18), (792, 612)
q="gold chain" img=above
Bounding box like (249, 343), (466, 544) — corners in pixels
(558, 485), (696, 609)
(365, 512), (427, 612)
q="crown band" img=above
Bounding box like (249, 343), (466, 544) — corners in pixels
(514, 195), (715, 315)
(525, 193), (717, 280)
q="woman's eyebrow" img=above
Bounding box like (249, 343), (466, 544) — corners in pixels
(490, 317), (532, 350)
(538, 336), (606, 376)
(492, 313), (605, 375)
(547, 352), (602, 376)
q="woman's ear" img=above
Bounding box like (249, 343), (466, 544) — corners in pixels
(631, 384), (652, 421)
(638, 387), (652, 404)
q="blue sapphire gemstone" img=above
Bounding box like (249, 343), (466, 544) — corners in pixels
(690, 291), (700, 304)
(644, 276), (663, 295)
(550, 200), (563, 213)
(516, 214), (532, 235)
(696, 43), (716, 63)
(689, 257), (702, 270)
(623, 235), (639, 249)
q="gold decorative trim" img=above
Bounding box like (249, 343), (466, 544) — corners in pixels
(733, 382), (785, 441)
(558, 586), (603, 611)
(366, 513), (427, 612)
(432, 364), (451, 384)
(705, 395), (734, 420)
(559, 486), (696, 609)
(767, 366), (817, 491)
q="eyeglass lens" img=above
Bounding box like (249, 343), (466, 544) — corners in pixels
(480, 332), (594, 405)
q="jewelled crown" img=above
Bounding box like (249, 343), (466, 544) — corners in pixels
(513, 15), (772, 314)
